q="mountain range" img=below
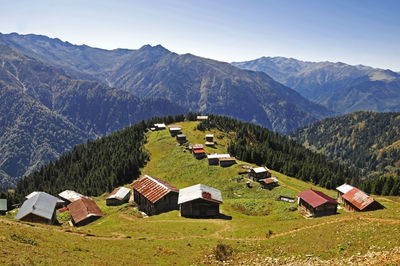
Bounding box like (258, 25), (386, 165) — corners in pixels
(0, 43), (185, 187)
(233, 57), (400, 114)
(0, 32), (332, 133)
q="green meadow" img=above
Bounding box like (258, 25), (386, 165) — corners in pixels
(1, 121), (400, 265)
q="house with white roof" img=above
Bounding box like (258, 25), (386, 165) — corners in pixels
(178, 184), (222, 218)
(106, 187), (131, 206)
(15, 192), (59, 224)
(336, 184), (355, 203)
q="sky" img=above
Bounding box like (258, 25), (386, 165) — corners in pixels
(1, 0), (399, 70)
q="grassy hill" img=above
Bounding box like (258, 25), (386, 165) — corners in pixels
(1, 121), (400, 264)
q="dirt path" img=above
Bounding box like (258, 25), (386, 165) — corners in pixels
(2, 214), (400, 242)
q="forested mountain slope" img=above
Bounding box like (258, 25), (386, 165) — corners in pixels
(0, 44), (185, 187)
(291, 111), (400, 195)
(233, 57), (400, 114)
(0, 32), (333, 134)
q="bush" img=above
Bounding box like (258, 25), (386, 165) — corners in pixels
(213, 243), (233, 261)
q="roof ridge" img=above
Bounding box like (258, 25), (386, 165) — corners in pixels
(144, 175), (169, 191)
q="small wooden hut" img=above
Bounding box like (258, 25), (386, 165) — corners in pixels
(58, 190), (86, 205)
(193, 149), (206, 159)
(15, 192), (59, 224)
(131, 175), (179, 216)
(168, 125), (182, 137)
(218, 157), (236, 167)
(259, 177), (278, 190)
(297, 189), (338, 217)
(197, 115), (208, 121)
(336, 184), (355, 203)
(207, 154), (230, 165)
(205, 134), (215, 146)
(176, 134), (187, 145)
(68, 198), (103, 226)
(342, 188), (384, 212)
(106, 187), (131, 206)
(178, 184), (222, 218)
(154, 123), (166, 130)
(249, 167), (271, 181)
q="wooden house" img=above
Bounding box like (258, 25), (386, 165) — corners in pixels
(249, 167), (271, 181)
(176, 134), (187, 145)
(68, 198), (103, 226)
(193, 149), (206, 159)
(336, 184), (355, 203)
(131, 175), (179, 216)
(297, 189), (338, 217)
(259, 177), (278, 190)
(192, 144), (204, 151)
(168, 125), (182, 137)
(106, 187), (131, 206)
(205, 134), (215, 146)
(197, 115), (208, 121)
(218, 157), (236, 167)
(15, 192), (59, 224)
(342, 188), (384, 212)
(154, 123), (166, 130)
(178, 184), (222, 218)
(26, 191), (65, 208)
(207, 153), (230, 165)
(0, 199), (7, 215)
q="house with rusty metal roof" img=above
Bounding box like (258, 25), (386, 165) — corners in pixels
(178, 184), (222, 218)
(218, 157), (236, 167)
(68, 197), (103, 226)
(106, 187), (131, 206)
(297, 189), (338, 217)
(342, 188), (384, 212)
(15, 192), (59, 224)
(168, 125), (182, 136)
(336, 184), (355, 203)
(259, 177), (279, 190)
(131, 175), (179, 216)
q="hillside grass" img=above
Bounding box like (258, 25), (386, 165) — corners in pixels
(1, 121), (400, 265)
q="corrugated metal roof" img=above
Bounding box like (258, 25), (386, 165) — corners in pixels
(131, 175), (179, 203)
(192, 144), (203, 150)
(336, 184), (355, 194)
(197, 116), (208, 120)
(15, 192), (58, 221)
(297, 189), (338, 208)
(177, 134), (186, 138)
(154, 123), (166, 128)
(219, 157), (236, 161)
(193, 149), (206, 154)
(107, 187), (131, 200)
(178, 184), (223, 204)
(342, 188), (375, 211)
(207, 153), (230, 159)
(252, 167), (268, 173)
(68, 198), (103, 224)
(58, 190), (86, 202)
(169, 127), (181, 131)
(0, 199), (7, 211)
(205, 134), (214, 138)
(26, 191), (39, 199)
(261, 177), (278, 184)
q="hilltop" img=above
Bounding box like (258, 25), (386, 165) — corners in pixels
(1, 118), (400, 264)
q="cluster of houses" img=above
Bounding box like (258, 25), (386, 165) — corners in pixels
(297, 184), (384, 217)
(4, 118), (386, 228)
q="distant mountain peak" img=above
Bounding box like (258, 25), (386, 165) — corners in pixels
(139, 44), (170, 53)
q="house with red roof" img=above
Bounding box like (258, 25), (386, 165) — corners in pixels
(297, 189), (338, 217)
(342, 188), (384, 212)
(131, 175), (179, 216)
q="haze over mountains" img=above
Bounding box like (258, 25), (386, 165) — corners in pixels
(233, 57), (400, 114)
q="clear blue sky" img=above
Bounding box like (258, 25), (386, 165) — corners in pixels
(1, 0), (399, 70)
